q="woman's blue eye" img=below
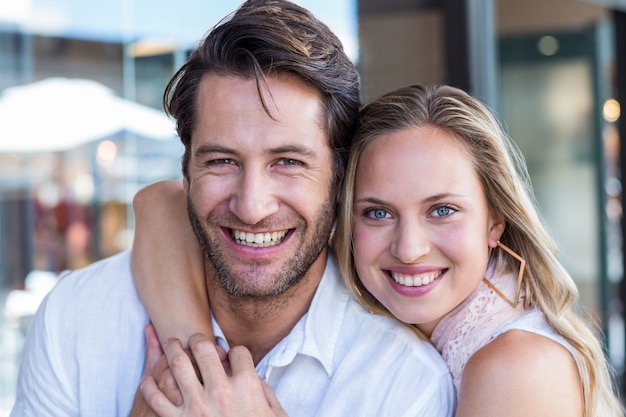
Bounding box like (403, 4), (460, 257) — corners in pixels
(367, 208), (389, 219)
(432, 206), (454, 217)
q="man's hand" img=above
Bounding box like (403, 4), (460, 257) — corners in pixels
(140, 333), (288, 417)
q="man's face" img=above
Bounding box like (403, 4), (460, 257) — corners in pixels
(185, 74), (336, 300)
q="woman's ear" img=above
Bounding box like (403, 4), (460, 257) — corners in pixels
(488, 214), (506, 248)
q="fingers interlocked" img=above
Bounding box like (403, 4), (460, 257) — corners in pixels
(140, 333), (284, 417)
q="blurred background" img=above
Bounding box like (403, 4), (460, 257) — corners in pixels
(0, 0), (624, 413)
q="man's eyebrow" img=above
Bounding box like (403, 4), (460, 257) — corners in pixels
(193, 144), (318, 158)
(194, 144), (237, 156)
(269, 145), (317, 157)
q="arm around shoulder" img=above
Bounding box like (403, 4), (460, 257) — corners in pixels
(455, 330), (583, 417)
(131, 180), (213, 347)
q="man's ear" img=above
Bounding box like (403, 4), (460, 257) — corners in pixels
(182, 177), (190, 194)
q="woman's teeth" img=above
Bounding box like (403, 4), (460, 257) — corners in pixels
(391, 270), (442, 287)
(231, 229), (288, 247)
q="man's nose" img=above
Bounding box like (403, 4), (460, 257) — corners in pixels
(389, 219), (430, 264)
(229, 168), (279, 225)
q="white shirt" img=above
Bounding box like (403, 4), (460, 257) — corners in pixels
(11, 250), (455, 417)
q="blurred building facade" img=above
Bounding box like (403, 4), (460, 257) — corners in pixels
(0, 7), (188, 412)
(0, 0), (624, 412)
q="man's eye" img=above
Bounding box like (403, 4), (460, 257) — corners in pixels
(276, 158), (303, 166)
(365, 208), (390, 219)
(206, 158), (235, 166)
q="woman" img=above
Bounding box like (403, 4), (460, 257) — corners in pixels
(132, 85), (624, 416)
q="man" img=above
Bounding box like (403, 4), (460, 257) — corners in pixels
(11, 1), (454, 416)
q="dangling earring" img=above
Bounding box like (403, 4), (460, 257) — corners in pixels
(482, 241), (525, 308)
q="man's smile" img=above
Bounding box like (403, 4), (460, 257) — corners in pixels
(230, 228), (290, 247)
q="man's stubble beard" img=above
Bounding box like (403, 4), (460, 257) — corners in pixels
(186, 195), (335, 303)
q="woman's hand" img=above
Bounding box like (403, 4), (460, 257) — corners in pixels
(140, 333), (288, 417)
(129, 323), (183, 416)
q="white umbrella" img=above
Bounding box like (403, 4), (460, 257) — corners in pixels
(0, 77), (177, 153)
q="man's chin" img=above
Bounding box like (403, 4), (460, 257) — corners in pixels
(214, 265), (296, 298)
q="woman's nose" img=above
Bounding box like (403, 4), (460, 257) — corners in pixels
(389, 219), (430, 264)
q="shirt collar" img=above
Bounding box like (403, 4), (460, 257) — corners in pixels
(294, 251), (350, 375)
(212, 251), (351, 377)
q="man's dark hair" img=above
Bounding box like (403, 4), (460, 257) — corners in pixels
(164, 0), (360, 193)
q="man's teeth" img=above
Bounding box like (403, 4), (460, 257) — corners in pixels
(231, 229), (288, 247)
(391, 271), (442, 287)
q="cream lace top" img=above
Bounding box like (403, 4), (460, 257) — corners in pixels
(429, 264), (573, 394)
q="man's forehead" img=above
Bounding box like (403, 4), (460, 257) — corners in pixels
(199, 72), (323, 110)
(194, 73), (329, 145)
(189, 73), (336, 184)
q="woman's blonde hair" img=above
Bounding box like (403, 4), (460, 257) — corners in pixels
(333, 84), (624, 416)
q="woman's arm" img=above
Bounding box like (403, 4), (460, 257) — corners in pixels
(131, 180), (213, 347)
(455, 330), (583, 417)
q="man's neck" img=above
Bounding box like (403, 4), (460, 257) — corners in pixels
(207, 253), (327, 365)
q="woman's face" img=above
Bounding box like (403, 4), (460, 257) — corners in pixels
(351, 125), (504, 336)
